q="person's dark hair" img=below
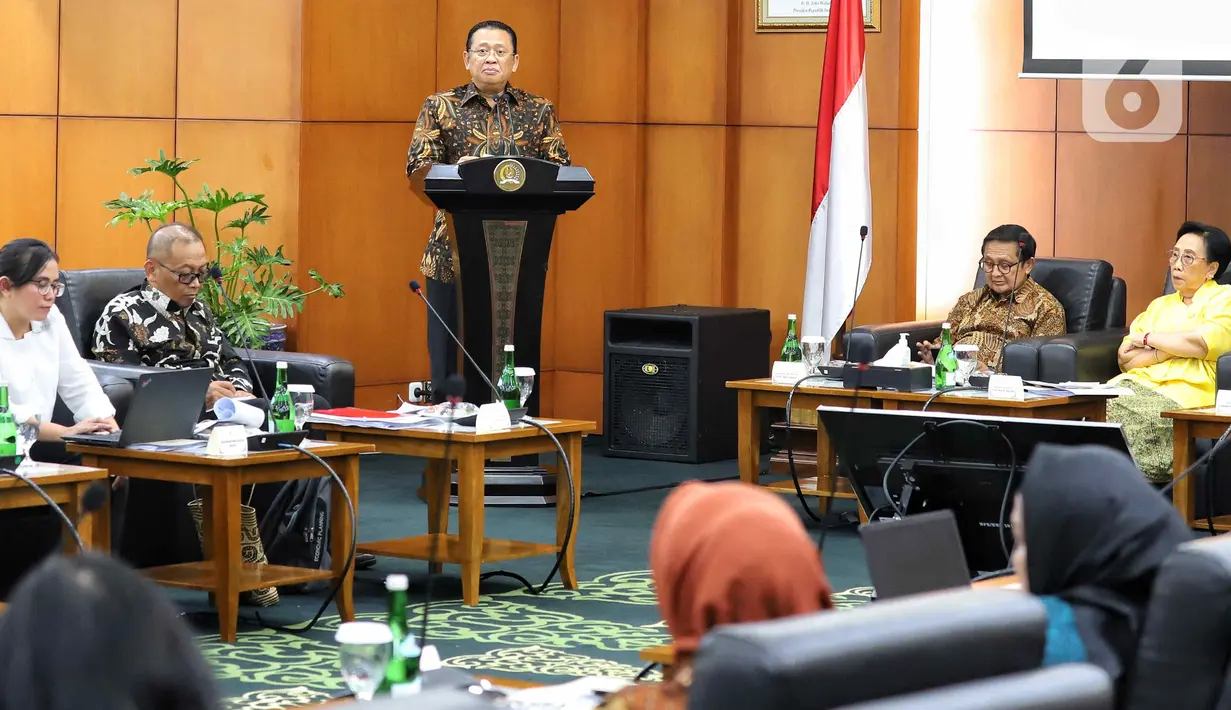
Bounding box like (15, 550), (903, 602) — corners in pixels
(466, 20), (517, 54)
(982, 224), (1036, 262)
(0, 238), (58, 290)
(1177, 220), (1231, 281)
(0, 553), (219, 710)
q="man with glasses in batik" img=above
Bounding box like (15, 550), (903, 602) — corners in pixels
(915, 224), (1066, 372)
(91, 222), (255, 410)
(406, 19), (570, 403)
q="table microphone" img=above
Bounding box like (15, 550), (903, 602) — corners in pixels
(209, 266), (270, 401)
(408, 280), (503, 404)
(0, 471), (108, 552)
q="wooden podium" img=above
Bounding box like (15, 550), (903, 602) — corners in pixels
(421, 156), (594, 498)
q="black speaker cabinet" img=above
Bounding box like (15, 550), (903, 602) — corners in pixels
(604, 305), (771, 463)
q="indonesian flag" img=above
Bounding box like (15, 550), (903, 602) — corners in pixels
(801, 0), (873, 345)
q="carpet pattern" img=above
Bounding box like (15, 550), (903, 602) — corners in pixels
(205, 570), (874, 709)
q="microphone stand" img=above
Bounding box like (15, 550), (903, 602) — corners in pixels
(409, 281), (503, 403)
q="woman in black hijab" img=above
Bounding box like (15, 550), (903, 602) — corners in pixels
(1011, 444), (1191, 692)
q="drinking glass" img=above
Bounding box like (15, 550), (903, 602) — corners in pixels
(801, 336), (826, 374)
(288, 384), (316, 430)
(514, 367), (536, 408)
(15, 414), (40, 470)
(336, 622), (393, 702)
(953, 344), (980, 386)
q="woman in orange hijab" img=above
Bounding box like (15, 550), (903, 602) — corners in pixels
(602, 481), (834, 710)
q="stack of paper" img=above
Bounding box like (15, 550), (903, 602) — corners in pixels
(309, 407), (438, 431)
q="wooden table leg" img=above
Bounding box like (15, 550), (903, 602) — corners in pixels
(738, 390), (761, 485)
(332, 454), (359, 624)
(556, 433), (582, 590)
(1172, 419), (1195, 527)
(64, 480), (110, 554)
(212, 473), (242, 643)
(424, 458), (450, 575)
(457, 444), (486, 606)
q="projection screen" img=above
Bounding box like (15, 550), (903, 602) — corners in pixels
(1023, 0), (1231, 80)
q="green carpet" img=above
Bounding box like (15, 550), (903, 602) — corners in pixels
(171, 445), (873, 708)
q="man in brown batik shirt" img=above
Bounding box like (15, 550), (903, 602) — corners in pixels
(916, 225), (1067, 371)
(405, 19), (570, 401)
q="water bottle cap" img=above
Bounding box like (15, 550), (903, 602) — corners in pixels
(385, 574), (409, 591)
(788, 314), (797, 320)
(276, 361), (288, 368)
(504, 344), (515, 352)
(899, 333), (908, 342)
(941, 322), (951, 329)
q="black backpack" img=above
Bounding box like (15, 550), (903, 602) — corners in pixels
(259, 477), (332, 593)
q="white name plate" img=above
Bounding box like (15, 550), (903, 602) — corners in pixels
(987, 374), (1025, 402)
(1216, 390), (1231, 414)
(475, 402), (513, 433)
(771, 361), (810, 385)
(207, 423), (248, 458)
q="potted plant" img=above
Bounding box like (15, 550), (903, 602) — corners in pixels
(103, 151), (344, 350)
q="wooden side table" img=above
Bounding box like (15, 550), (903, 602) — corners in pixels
(1163, 407), (1231, 530)
(0, 464), (111, 554)
(69, 442), (371, 642)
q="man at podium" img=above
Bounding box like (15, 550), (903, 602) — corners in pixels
(406, 19), (571, 401)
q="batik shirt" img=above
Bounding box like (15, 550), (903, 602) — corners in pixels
(91, 283), (254, 391)
(945, 277), (1067, 369)
(407, 82), (571, 284)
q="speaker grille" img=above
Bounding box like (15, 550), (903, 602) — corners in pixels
(608, 353), (691, 455)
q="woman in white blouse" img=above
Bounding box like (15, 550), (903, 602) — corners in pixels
(0, 239), (117, 459)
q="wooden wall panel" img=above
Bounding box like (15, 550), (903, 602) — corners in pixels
(55, 119), (177, 268)
(0, 118), (57, 244)
(1054, 134), (1188, 318)
(924, 0), (1055, 132)
(434, 0), (561, 100)
(859, 129), (901, 326)
(355, 384), (407, 412)
(1056, 79), (1188, 135)
(173, 121), (301, 261)
(1189, 83), (1231, 136)
(302, 0), (436, 122)
(643, 125), (728, 308)
(297, 123), (428, 385)
(645, 0), (730, 125)
(59, 0), (176, 118)
(558, 0), (645, 123)
(541, 249), (558, 373)
(552, 371), (603, 429)
(0, 0), (58, 115)
(1186, 137), (1231, 232)
(918, 130), (1056, 318)
(177, 0), (302, 120)
(733, 126), (812, 356)
(554, 123), (644, 372)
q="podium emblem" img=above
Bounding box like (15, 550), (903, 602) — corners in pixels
(494, 159), (526, 192)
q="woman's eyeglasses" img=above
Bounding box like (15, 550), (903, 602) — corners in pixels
(977, 259), (1021, 275)
(1166, 249), (1207, 269)
(28, 279), (65, 297)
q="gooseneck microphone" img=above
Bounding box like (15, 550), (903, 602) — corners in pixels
(209, 266), (270, 401)
(994, 241), (1025, 374)
(409, 280), (502, 403)
(0, 471), (109, 552)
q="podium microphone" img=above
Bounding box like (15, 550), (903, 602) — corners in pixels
(408, 280), (502, 403)
(209, 266), (270, 401)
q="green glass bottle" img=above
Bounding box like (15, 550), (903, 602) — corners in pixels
(934, 323), (959, 390)
(268, 362), (295, 432)
(380, 574), (422, 696)
(496, 344), (520, 409)
(0, 384), (16, 458)
(780, 314), (803, 363)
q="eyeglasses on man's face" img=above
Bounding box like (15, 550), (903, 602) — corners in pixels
(157, 261), (209, 285)
(1166, 248), (1207, 269)
(27, 279), (65, 297)
(468, 47), (511, 60)
(978, 259), (1021, 275)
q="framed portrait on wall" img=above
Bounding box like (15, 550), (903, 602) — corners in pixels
(755, 0), (881, 33)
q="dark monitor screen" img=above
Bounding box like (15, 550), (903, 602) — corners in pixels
(816, 406), (1131, 572)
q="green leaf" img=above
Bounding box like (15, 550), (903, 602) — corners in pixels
(309, 269), (346, 298)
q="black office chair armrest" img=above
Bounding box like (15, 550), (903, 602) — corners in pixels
(847, 320), (944, 361)
(1035, 329), (1127, 384)
(1218, 352), (1231, 391)
(245, 350), (356, 408)
(1001, 338), (1044, 381)
(833, 665), (1113, 710)
(87, 361), (165, 383)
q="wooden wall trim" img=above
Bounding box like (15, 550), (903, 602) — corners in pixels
(895, 0), (920, 320)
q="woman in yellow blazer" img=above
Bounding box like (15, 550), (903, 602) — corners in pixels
(1110, 221), (1231, 481)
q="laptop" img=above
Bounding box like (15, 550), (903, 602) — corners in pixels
(859, 509), (975, 601)
(63, 368), (213, 448)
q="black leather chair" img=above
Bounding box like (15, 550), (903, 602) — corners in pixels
(833, 666), (1113, 710)
(686, 589), (1047, 710)
(58, 268), (355, 407)
(1125, 536), (1231, 710)
(847, 258), (1119, 382)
